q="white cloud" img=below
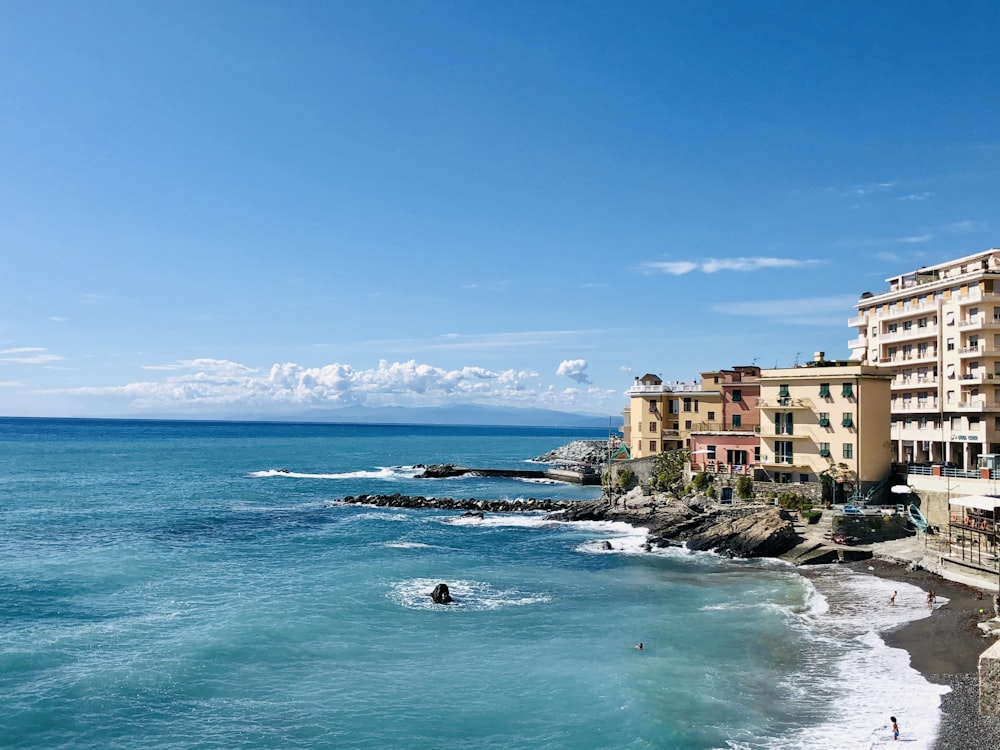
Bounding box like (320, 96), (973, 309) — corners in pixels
(49, 316), (69, 323)
(63, 358), (557, 410)
(556, 358), (590, 384)
(0, 347), (63, 364)
(641, 257), (820, 275)
(899, 192), (932, 201)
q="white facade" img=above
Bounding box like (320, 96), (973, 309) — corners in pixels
(850, 249), (1000, 468)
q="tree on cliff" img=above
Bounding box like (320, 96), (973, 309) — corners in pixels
(651, 449), (689, 499)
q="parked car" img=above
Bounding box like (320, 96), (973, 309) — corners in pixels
(843, 505), (863, 515)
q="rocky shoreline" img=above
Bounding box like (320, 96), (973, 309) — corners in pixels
(336, 493), (573, 513)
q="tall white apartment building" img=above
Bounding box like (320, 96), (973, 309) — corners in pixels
(849, 248), (1000, 469)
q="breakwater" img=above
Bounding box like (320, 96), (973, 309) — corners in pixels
(337, 493), (574, 512)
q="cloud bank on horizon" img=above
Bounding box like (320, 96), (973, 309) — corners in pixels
(51, 357), (619, 415)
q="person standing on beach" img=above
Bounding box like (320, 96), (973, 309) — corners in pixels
(889, 591), (897, 606)
(890, 715), (899, 740)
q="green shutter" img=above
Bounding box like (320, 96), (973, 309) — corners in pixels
(841, 414), (854, 427)
(779, 384), (790, 398)
(819, 383), (830, 398)
(841, 382), (854, 398)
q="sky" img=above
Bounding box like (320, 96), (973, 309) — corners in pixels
(1, 1), (998, 420)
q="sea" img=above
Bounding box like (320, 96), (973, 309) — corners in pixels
(0, 417), (950, 750)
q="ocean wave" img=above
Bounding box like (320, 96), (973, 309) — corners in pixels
(380, 541), (439, 550)
(759, 568), (949, 750)
(248, 466), (422, 480)
(387, 578), (551, 611)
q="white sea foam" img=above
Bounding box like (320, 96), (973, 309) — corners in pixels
(514, 476), (569, 485)
(248, 466), (422, 480)
(754, 568), (950, 750)
(387, 577), (551, 611)
(380, 541), (438, 550)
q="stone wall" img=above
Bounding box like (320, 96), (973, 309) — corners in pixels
(980, 640), (1000, 717)
(831, 513), (910, 544)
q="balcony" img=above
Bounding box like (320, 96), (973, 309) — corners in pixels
(955, 399), (1000, 411)
(688, 422), (760, 434)
(959, 345), (1000, 358)
(847, 337), (867, 349)
(759, 431), (810, 439)
(877, 299), (938, 321)
(759, 456), (805, 468)
(959, 371), (998, 384)
(891, 376), (939, 390)
(893, 399), (939, 412)
(884, 351), (937, 365)
(879, 326), (938, 343)
(758, 398), (812, 409)
(848, 314), (867, 327)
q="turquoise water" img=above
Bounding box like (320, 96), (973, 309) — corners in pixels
(0, 419), (947, 749)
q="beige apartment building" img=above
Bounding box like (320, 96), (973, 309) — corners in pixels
(758, 356), (892, 495)
(622, 373), (721, 459)
(849, 249), (1000, 469)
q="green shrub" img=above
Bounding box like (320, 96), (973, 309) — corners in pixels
(705, 485), (717, 499)
(616, 467), (636, 490)
(735, 475), (753, 499)
(691, 472), (712, 492)
(801, 509), (822, 524)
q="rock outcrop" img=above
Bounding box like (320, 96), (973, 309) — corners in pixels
(430, 583), (453, 604)
(683, 507), (799, 558)
(534, 440), (609, 466)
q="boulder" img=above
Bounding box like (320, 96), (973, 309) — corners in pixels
(684, 508), (799, 558)
(430, 583), (454, 605)
(418, 464), (469, 478)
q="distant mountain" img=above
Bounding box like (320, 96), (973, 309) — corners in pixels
(283, 404), (616, 428)
(110, 404), (618, 428)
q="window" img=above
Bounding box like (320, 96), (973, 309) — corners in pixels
(707, 411), (715, 421)
(841, 412), (854, 427)
(754, 446), (761, 462)
(841, 382), (854, 398)
(732, 414), (742, 428)
(707, 445), (716, 459)
(732, 389), (743, 402)
(776, 412), (794, 435)
(649, 421), (657, 432)
(670, 400), (680, 414)
(818, 412), (830, 427)
(694, 399), (699, 413)
(918, 317), (928, 328)
(819, 442), (831, 457)
(843, 443), (854, 459)
(819, 383), (830, 398)
(903, 320), (912, 331)
(778, 384), (790, 398)
(799, 474), (809, 483)
(775, 440), (793, 464)
(685, 420), (692, 429)
(727, 449), (747, 466)
(648, 399), (658, 413)
(683, 398), (692, 412)
(918, 343), (928, 357)
(947, 338), (955, 351)
(649, 440), (657, 452)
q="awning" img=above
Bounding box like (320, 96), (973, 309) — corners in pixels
(949, 494), (1000, 511)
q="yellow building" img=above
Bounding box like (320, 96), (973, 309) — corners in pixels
(622, 373), (722, 459)
(849, 248), (1000, 469)
(758, 355), (892, 496)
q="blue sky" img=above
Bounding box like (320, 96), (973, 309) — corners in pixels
(1, 1), (998, 419)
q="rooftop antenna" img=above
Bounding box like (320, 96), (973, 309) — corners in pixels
(794, 352), (801, 366)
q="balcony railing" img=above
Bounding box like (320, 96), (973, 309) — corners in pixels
(893, 399), (939, 411)
(879, 326), (938, 343)
(758, 398), (812, 409)
(847, 337), (867, 349)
